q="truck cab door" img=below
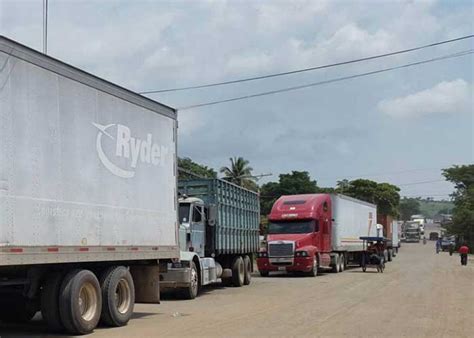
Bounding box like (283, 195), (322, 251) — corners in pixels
(190, 204), (206, 258)
(320, 201), (331, 250)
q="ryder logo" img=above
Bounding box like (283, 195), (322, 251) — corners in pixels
(93, 123), (168, 178)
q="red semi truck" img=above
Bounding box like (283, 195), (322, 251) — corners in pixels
(257, 194), (377, 276)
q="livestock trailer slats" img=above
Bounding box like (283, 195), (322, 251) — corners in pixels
(178, 179), (260, 255)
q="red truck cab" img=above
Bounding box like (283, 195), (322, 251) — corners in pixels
(257, 194), (333, 276)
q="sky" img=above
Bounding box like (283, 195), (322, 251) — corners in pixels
(1, 0), (473, 200)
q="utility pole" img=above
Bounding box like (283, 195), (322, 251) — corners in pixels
(43, 0), (48, 54)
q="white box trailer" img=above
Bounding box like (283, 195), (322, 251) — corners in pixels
(331, 194), (377, 252)
(0, 36), (179, 334)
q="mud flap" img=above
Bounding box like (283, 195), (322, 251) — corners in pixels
(130, 265), (160, 304)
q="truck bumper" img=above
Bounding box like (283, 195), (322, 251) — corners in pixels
(159, 267), (191, 290)
(257, 257), (313, 272)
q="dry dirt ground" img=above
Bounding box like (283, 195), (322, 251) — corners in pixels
(1, 242), (473, 337)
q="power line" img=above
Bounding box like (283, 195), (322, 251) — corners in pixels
(398, 179), (446, 186)
(259, 193), (453, 199)
(401, 193), (453, 198)
(318, 163), (472, 181)
(139, 34), (474, 94)
(319, 167), (446, 181)
(177, 49), (474, 111)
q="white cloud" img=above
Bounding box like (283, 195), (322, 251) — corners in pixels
(378, 79), (473, 118)
(225, 52), (272, 74)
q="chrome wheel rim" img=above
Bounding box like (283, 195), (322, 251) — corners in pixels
(190, 267), (198, 294)
(78, 282), (98, 322)
(116, 278), (132, 314)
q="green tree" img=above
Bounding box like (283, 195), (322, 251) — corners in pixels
(399, 198), (421, 221)
(342, 179), (400, 216)
(336, 179), (350, 193)
(178, 157), (216, 179)
(376, 182), (401, 216)
(341, 179), (378, 203)
(260, 171), (320, 216)
(442, 164), (474, 246)
(220, 157), (257, 191)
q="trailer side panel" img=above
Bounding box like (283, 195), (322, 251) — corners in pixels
(0, 37), (178, 265)
(331, 194), (377, 252)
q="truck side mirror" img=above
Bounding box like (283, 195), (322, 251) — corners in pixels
(207, 205), (217, 226)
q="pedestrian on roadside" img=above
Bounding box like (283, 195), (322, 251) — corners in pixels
(436, 239), (441, 254)
(459, 243), (469, 266)
(449, 243), (454, 256)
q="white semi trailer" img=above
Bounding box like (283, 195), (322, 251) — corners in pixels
(0, 36), (179, 334)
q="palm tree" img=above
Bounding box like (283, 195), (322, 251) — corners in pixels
(220, 157), (256, 189)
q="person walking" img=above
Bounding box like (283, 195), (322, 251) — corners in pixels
(436, 239), (441, 254)
(449, 242), (454, 256)
(459, 243), (469, 266)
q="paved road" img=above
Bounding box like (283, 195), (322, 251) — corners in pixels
(1, 243), (473, 337)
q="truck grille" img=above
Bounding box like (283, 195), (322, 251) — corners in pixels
(268, 243), (293, 257)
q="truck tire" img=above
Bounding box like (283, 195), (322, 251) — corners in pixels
(243, 255), (252, 285)
(339, 254), (345, 272)
(180, 261), (199, 300)
(331, 255), (339, 273)
(59, 269), (102, 335)
(305, 255), (318, 277)
(231, 256), (245, 287)
(0, 294), (37, 323)
(259, 271), (269, 277)
(41, 272), (65, 332)
(100, 266), (135, 326)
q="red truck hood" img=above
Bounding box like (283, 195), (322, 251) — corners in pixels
(267, 233), (313, 248)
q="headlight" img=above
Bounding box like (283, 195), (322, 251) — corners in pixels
(295, 251), (309, 257)
(257, 251), (268, 258)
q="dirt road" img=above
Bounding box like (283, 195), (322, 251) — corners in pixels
(1, 243), (473, 337)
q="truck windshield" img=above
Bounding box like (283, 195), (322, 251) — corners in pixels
(179, 203), (190, 224)
(268, 220), (316, 234)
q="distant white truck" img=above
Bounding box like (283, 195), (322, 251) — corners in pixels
(0, 36), (179, 334)
(411, 215), (426, 235)
(404, 221), (421, 243)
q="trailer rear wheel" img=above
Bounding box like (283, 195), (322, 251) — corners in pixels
(331, 255), (339, 273)
(339, 254), (345, 272)
(231, 256), (245, 287)
(41, 272), (65, 332)
(243, 255), (252, 285)
(59, 269), (102, 335)
(100, 266), (135, 326)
